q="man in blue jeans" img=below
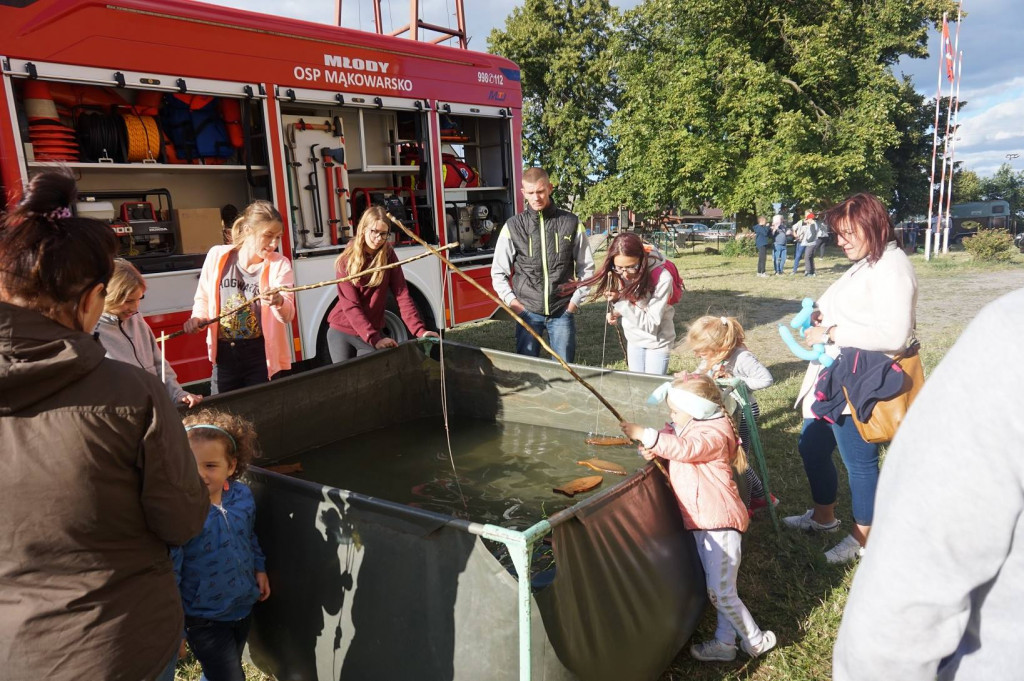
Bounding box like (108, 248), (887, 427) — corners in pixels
(491, 167), (595, 361)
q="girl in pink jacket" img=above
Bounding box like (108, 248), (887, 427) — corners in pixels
(621, 374), (776, 663)
(185, 201), (295, 393)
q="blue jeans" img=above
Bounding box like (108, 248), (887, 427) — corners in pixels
(185, 615), (251, 681)
(792, 244), (806, 273)
(797, 416), (880, 525)
(626, 344), (669, 375)
(515, 308), (577, 363)
(773, 245), (787, 273)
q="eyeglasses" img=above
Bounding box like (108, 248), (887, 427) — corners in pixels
(368, 229), (390, 239)
(613, 264), (641, 274)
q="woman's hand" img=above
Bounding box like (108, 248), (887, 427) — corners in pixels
(603, 290), (620, 303)
(637, 446), (656, 461)
(181, 393), (203, 409)
(183, 317), (208, 334)
(420, 331), (440, 339)
(620, 421), (645, 442)
(606, 311), (619, 326)
(255, 571), (271, 601)
(804, 325), (828, 346)
(375, 337), (399, 350)
(260, 289), (284, 308)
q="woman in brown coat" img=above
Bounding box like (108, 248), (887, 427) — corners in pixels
(0, 169), (209, 681)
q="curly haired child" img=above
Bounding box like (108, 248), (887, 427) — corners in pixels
(621, 374), (776, 661)
(173, 410), (270, 681)
(683, 315), (777, 513)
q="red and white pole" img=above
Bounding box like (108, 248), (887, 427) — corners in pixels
(925, 12), (948, 262)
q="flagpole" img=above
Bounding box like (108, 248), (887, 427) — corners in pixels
(925, 12), (948, 262)
(943, 49), (964, 254)
(942, 1), (964, 254)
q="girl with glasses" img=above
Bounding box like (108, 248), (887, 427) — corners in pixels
(566, 232), (678, 374)
(327, 205), (438, 362)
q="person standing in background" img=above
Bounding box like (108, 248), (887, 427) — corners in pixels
(791, 210), (819, 276)
(771, 214), (789, 275)
(752, 216), (772, 277)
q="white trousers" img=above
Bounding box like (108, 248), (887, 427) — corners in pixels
(626, 344), (670, 375)
(693, 529), (766, 647)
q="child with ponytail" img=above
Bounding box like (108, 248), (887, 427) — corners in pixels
(621, 374), (775, 662)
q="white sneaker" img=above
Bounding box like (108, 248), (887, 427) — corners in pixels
(690, 638), (738, 662)
(825, 534), (865, 564)
(741, 630), (777, 657)
(782, 509), (841, 532)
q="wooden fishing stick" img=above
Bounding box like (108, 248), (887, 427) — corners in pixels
(154, 245), (453, 343)
(383, 213), (670, 478)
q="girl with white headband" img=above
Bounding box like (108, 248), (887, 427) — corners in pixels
(621, 374), (776, 663)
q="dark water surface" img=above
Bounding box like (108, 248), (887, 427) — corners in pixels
(272, 417), (645, 527)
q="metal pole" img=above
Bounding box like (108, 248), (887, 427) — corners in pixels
(924, 13), (948, 262)
(943, 49), (964, 254)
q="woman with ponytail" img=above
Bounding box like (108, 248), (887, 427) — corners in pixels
(184, 200), (295, 393)
(0, 168), (208, 681)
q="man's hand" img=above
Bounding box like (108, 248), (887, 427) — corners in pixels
(509, 299), (526, 315)
(567, 302), (579, 314)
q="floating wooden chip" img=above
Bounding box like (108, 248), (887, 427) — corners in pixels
(585, 434), (632, 446)
(264, 462), (304, 475)
(553, 475), (603, 498)
(576, 458), (627, 476)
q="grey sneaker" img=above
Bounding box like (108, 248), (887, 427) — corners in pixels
(782, 509), (841, 532)
(741, 630), (777, 657)
(825, 534), (865, 564)
(690, 639), (738, 662)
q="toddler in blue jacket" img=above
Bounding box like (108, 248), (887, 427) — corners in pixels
(173, 409), (270, 681)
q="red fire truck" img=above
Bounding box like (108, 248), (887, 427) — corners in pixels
(0, 0), (523, 383)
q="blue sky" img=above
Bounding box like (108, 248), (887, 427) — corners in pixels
(206, 0), (1023, 178)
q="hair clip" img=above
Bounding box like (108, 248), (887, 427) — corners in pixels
(720, 316), (728, 325)
(48, 206), (72, 220)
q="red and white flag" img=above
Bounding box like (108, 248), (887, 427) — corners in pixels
(942, 18), (955, 82)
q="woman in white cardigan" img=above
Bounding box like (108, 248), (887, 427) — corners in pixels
(782, 194), (917, 564)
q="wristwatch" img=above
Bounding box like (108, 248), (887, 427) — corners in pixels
(825, 325), (837, 345)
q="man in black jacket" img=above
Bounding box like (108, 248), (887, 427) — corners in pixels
(490, 167), (595, 361)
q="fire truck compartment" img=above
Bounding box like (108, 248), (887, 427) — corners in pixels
(197, 340), (706, 681)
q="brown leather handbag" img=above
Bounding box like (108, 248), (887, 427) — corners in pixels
(843, 340), (925, 444)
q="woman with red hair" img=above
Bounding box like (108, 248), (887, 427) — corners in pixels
(783, 193), (917, 564)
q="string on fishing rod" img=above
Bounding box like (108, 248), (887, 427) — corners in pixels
(382, 212), (671, 482)
(437, 330), (467, 509)
(153, 245), (453, 344)
(592, 297), (612, 438)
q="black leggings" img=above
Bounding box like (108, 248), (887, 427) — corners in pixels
(757, 246), (769, 274)
(212, 338), (268, 394)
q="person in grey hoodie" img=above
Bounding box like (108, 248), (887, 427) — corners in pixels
(833, 286), (1024, 681)
(97, 259), (203, 408)
(565, 232), (677, 374)
(0, 169), (208, 681)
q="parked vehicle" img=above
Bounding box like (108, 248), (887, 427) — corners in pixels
(0, 0), (524, 384)
(700, 222), (737, 242)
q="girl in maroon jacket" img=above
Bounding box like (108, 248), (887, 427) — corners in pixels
(327, 206), (438, 362)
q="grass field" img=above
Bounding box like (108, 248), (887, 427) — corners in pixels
(180, 245), (1024, 681)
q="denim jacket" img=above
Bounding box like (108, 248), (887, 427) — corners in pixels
(171, 481), (266, 622)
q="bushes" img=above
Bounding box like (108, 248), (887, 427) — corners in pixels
(721, 233), (758, 257)
(962, 229), (1014, 262)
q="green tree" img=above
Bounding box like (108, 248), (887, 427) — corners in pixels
(488, 0), (620, 211)
(598, 0), (952, 218)
(952, 168), (983, 203)
(980, 163), (1024, 218)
